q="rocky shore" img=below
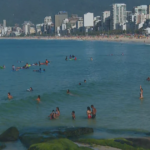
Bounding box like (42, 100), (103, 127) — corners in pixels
(0, 126), (150, 150)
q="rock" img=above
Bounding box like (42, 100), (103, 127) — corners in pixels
(0, 142), (6, 150)
(0, 127), (19, 142)
(28, 138), (92, 150)
(59, 127), (94, 138)
(19, 133), (56, 148)
(126, 138), (150, 149)
(19, 127), (94, 148)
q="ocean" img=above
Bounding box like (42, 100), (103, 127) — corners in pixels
(0, 39), (150, 140)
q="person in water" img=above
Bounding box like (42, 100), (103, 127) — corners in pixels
(67, 89), (70, 94)
(49, 110), (56, 119)
(65, 56), (68, 61)
(69, 55), (72, 59)
(140, 85), (143, 99)
(147, 77), (150, 81)
(25, 63), (29, 68)
(72, 111), (75, 120)
(45, 59), (49, 64)
(3, 65), (5, 69)
(33, 68), (42, 72)
(84, 80), (86, 83)
(87, 107), (92, 119)
(36, 95), (40, 103)
(12, 65), (15, 71)
(55, 107), (60, 117)
(8, 92), (13, 100)
(30, 87), (33, 91)
(39, 61), (41, 66)
(90, 57), (93, 61)
(91, 105), (97, 119)
(79, 83), (81, 85)
(74, 57), (77, 60)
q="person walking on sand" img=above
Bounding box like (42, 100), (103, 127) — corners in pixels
(140, 85), (143, 99)
(91, 105), (97, 119)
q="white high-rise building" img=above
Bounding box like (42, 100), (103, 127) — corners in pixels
(110, 3), (127, 30)
(3, 20), (6, 28)
(102, 11), (110, 31)
(133, 5), (147, 15)
(84, 12), (94, 27)
(44, 16), (52, 24)
(24, 24), (30, 35)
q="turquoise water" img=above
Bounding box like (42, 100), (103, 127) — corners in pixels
(0, 40), (150, 138)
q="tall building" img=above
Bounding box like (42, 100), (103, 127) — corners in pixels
(133, 5), (147, 15)
(110, 3), (127, 30)
(102, 11), (110, 31)
(3, 20), (6, 28)
(126, 11), (132, 22)
(148, 5), (150, 14)
(24, 24), (30, 35)
(44, 16), (52, 24)
(84, 12), (94, 27)
(55, 11), (68, 32)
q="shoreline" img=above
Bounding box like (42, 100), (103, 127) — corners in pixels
(0, 36), (149, 44)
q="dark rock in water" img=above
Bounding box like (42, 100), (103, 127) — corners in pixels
(59, 127), (94, 137)
(20, 127), (94, 148)
(0, 142), (6, 150)
(126, 138), (150, 149)
(0, 127), (19, 142)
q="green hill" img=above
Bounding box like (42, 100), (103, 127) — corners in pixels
(0, 0), (149, 26)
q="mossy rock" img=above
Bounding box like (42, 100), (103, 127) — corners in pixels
(20, 133), (56, 148)
(0, 127), (19, 142)
(0, 142), (6, 150)
(77, 138), (150, 150)
(28, 138), (92, 150)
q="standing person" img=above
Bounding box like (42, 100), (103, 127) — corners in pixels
(49, 110), (56, 119)
(72, 111), (75, 120)
(55, 107), (60, 117)
(87, 107), (92, 119)
(91, 105), (97, 119)
(45, 59), (48, 64)
(36, 95), (40, 103)
(8, 92), (13, 100)
(140, 85), (143, 99)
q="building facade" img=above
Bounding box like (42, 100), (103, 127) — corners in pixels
(102, 11), (110, 31)
(110, 3), (127, 30)
(54, 11), (68, 33)
(84, 12), (94, 27)
(133, 5), (147, 15)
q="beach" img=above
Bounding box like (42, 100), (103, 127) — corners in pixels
(0, 35), (149, 44)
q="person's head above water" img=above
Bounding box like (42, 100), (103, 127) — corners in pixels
(56, 107), (59, 111)
(43, 69), (45, 71)
(79, 83), (81, 85)
(8, 92), (10, 96)
(67, 89), (70, 93)
(91, 105), (94, 108)
(84, 80), (86, 83)
(30, 87), (33, 91)
(38, 95), (40, 99)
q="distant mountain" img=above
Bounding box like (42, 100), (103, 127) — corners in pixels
(0, 0), (149, 26)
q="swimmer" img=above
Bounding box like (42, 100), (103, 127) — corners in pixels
(65, 56), (68, 61)
(45, 59), (48, 64)
(79, 83), (81, 85)
(140, 85), (143, 99)
(147, 77), (150, 81)
(84, 80), (86, 83)
(72, 111), (75, 120)
(90, 57), (93, 61)
(36, 95), (40, 103)
(49, 110), (56, 119)
(122, 53), (124, 56)
(43, 69), (45, 72)
(30, 87), (33, 91)
(12, 65), (15, 71)
(39, 61), (41, 66)
(74, 57), (77, 60)
(67, 89), (70, 94)
(3, 65), (5, 69)
(91, 105), (97, 119)
(55, 107), (60, 117)
(87, 107), (92, 119)
(8, 92), (13, 100)
(69, 55), (72, 59)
